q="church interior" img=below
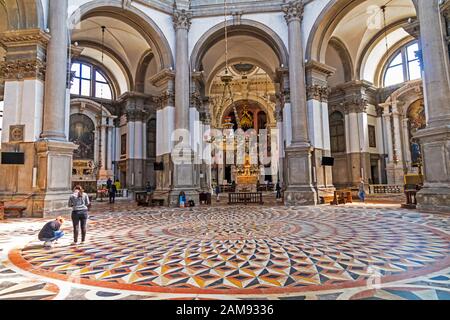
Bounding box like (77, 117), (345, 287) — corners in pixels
(0, 0), (449, 301)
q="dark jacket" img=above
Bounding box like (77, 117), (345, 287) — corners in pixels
(38, 221), (61, 241)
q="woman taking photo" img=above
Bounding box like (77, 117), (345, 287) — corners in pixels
(69, 185), (90, 245)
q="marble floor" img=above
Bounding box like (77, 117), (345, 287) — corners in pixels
(0, 203), (449, 300)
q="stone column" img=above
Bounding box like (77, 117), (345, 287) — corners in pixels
(402, 118), (412, 167)
(170, 9), (198, 206)
(305, 60), (336, 198)
(416, 0), (450, 212)
(282, 0), (317, 205)
(41, 0), (69, 140)
(381, 104), (394, 164)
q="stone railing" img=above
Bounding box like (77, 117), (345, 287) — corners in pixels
(369, 185), (404, 194)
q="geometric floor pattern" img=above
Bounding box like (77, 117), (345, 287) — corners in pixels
(1, 204), (449, 300)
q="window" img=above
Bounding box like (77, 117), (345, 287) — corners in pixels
(368, 125), (376, 148)
(329, 111), (346, 153)
(384, 41), (422, 87)
(70, 62), (113, 99)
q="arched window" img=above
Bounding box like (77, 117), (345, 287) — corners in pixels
(70, 62), (113, 100)
(384, 41), (422, 87)
(329, 111), (346, 153)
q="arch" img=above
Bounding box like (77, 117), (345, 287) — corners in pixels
(215, 97), (276, 128)
(190, 19), (289, 73)
(306, 0), (416, 64)
(357, 18), (414, 83)
(0, 0), (44, 30)
(75, 40), (134, 93)
(135, 49), (154, 93)
(306, 0), (366, 63)
(384, 79), (423, 114)
(328, 37), (354, 82)
(206, 57), (276, 95)
(69, 0), (174, 71)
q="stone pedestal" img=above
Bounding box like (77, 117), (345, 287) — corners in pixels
(415, 126), (450, 212)
(34, 140), (77, 217)
(284, 144), (317, 206)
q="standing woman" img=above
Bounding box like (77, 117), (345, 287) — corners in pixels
(69, 185), (91, 245)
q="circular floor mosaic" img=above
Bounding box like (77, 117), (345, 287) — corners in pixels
(11, 206), (450, 295)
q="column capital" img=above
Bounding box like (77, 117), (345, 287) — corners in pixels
(281, 0), (305, 24)
(306, 84), (330, 103)
(154, 91), (175, 110)
(173, 9), (192, 31)
(282, 0), (304, 24)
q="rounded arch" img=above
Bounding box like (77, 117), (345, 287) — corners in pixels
(190, 19), (289, 73)
(328, 37), (354, 82)
(215, 97), (276, 128)
(75, 40), (134, 93)
(69, 0), (174, 71)
(306, 0), (366, 63)
(306, 0), (417, 65)
(206, 57), (276, 95)
(357, 18), (414, 84)
(0, 0), (44, 30)
(135, 49), (154, 93)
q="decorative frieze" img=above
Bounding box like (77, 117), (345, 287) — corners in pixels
(282, 0), (304, 23)
(0, 58), (46, 81)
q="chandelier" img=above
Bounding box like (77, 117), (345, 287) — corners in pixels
(211, 0), (241, 128)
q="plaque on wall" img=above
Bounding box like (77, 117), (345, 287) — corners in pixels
(9, 125), (25, 142)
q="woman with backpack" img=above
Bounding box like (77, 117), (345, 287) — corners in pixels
(68, 185), (91, 245)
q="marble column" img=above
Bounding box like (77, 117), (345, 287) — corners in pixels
(416, 0), (450, 212)
(381, 104), (394, 164)
(402, 118), (412, 167)
(170, 9), (198, 206)
(41, 0), (69, 140)
(282, 0), (317, 205)
(35, 0), (78, 217)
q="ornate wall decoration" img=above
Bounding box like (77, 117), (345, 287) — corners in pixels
(0, 59), (46, 81)
(9, 125), (25, 142)
(69, 114), (95, 160)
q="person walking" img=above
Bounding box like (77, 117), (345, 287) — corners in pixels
(38, 217), (65, 248)
(215, 185), (221, 202)
(109, 183), (117, 204)
(69, 185), (90, 245)
(358, 178), (366, 203)
(276, 182), (282, 199)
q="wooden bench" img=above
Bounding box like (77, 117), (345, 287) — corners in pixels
(330, 190), (353, 205)
(4, 205), (27, 218)
(228, 192), (264, 205)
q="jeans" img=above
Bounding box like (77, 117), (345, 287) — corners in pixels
(41, 230), (64, 242)
(359, 191), (366, 202)
(72, 210), (88, 242)
(109, 193), (116, 203)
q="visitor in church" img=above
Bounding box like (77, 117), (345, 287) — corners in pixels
(38, 216), (65, 248)
(114, 179), (121, 191)
(69, 185), (91, 245)
(215, 185), (221, 201)
(109, 183), (117, 204)
(146, 182), (153, 193)
(358, 178), (366, 203)
(276, 182), (282, 199)
(106, 177), (113, 190)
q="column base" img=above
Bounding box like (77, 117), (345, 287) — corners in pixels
(386, 163), (405, 185)
(284, 143), (317, 206)
(169, 189), (199, 207)
(416, 186), (450, 213)
(284, 188), (317, 206)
